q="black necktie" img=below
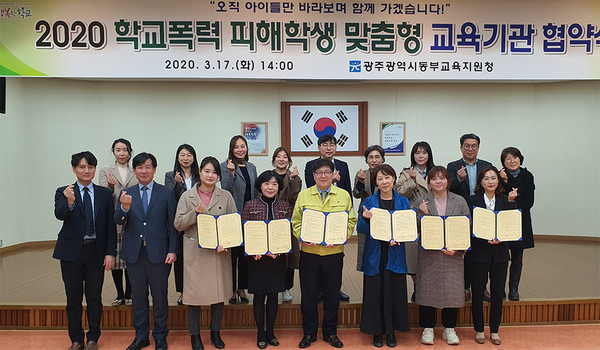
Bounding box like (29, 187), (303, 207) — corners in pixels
(83, 187), (94, 236)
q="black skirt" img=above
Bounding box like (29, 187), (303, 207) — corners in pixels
(247, 254), (287, 295)
(360, 242), (410, 335)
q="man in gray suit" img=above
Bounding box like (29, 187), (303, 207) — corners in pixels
(115, 153), (178, 350)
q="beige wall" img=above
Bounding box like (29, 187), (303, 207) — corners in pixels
(0, 78), (598, 247)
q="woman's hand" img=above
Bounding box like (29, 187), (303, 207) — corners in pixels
(390, 239), (398, 246)
(362, 206), (373, 219)
(357, 169), (366, 183)
(174, 171), (183, 184)
(267, 252), (278, 259)
(290, 166), (299, 179)
(442, 248), (456, 256)
(303, 242), (316, 247)
(488, 238), (502, 245)
(217, 245), (228, 253)
(254, 255), (262, 260)
(419, 200), (429, 215)
(227, 159), (236, 175)
(195, 202), (205, 214)
(107, 173), (117, 189)
(508, 188), (518, 202)
(408, 166), (417, 179)
(499, 168), (508, 183)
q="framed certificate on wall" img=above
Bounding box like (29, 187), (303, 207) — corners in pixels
(242, 122), (268, 156)
(281, 101), (368, 156)
(380, 122), (406, 155)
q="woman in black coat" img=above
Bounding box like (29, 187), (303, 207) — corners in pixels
(499, 147), (535, 301)
(469, 166), (517, 346)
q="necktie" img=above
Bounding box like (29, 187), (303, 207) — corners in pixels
(321, 191), (327, 203)
(142, 186), (149, 214)
(83, 187), (94, 236)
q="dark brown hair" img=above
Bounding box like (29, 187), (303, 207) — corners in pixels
(228, 135), (249, 165)
(474, 166), (506, 195)
(426, 165), (451, 191)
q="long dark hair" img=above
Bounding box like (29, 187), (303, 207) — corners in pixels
(409, 141), (435, 170)
(228, 135), (249, 165)
(173, 144), (199, 177)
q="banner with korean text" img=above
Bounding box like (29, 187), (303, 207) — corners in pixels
(1, 0), (599, 79)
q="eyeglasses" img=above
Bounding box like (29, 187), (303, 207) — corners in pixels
(314, 170), (333, 177)
(462, 144), (479, 150)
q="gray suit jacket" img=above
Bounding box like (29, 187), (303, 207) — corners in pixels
(220, 161), (258, 212)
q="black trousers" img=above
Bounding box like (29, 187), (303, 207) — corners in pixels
(128, 246), (172, 341)
(174, 232), (184, 293)
(418, 306), (458, 328)
(508, 248), (524, 291)
(231, 246), (248, 291)
(299, 252), (343, 337)
(60, 243), (104, 344)
(471, 261), (508, 333)
(187, 303), (224, 335)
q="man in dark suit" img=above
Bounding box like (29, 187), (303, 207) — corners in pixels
(303, 134), (352, 302)
(53, 151), (117, 350)
(115, 153), (178, 350)
(304, 134), (353, 197)
(446, 133), (493, 300)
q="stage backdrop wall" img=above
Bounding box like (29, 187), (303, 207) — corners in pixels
(0, 78), (598, 247)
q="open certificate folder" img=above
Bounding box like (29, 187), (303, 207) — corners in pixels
(299, 209), (349, 245)
(472, 207), (522, 241)
(196, 212), (243, 249)
(243, 219), (292, 255)
(369, 208), (418, 243)
(420, 215), (471, 250)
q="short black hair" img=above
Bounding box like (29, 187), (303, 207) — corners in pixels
(71, 151), (97, 167)
(371, 164), (397, 185)
(255, 170), (282, 193)
(312, 158), (334, 172)
(500, 147), (524, 165)
(317, 134), (337, 145)
(474, 166), (505, 195)
(199, 156), (222, 179)
(132, 152), (157, 168)
(460, 133), (480, 146)
(364, 145), (385, 162)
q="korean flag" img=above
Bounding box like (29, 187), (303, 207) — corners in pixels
(289, 105), (359, 152)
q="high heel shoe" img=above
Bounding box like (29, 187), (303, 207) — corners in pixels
(237, 290), (249, 303)
(228, 295), (238, 304)
(177, 293), (184, 305)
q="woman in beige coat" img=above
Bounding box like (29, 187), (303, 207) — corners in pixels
(98, 138), (138, 306)
(174, 156), (237, 350)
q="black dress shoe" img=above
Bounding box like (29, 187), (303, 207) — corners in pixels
(385, 334), (396, 348)
(323, 335), (344, 348)
(126, 338), (150, 350)
(210, 331), (225, 349)
(191, 334), (204, 350)
(177, 293), (184, 305)
(266, 337), (279, 346)
(373, 335), (383, 348)
(155, 339), (167, 350)
(298, 335), (317, 348)
(257, 340), (267, 349)
(338, 291), (350, 302)
(509, 288), (520, 301)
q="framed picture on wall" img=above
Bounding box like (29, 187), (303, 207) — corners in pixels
(281, 101), (368, 156)
(242, 122), (268, 156)
(380, 122), (406, 155)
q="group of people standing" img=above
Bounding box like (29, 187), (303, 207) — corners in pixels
(53, 132), (534, 350)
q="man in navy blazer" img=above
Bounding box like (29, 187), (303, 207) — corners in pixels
(304, 134), (352, 197)
(115, 152), (178, 350)
(53, 151), (116, 350)
(446, 133), (493, 300)
(303, 134), (353, 302)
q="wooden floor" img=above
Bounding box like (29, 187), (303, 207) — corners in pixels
(2, 325), (600, 350)
(1, 236), (598, 306)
